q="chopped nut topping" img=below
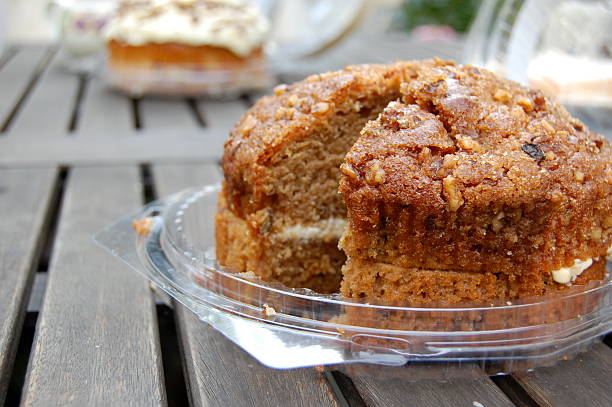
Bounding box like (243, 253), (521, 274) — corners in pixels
(273, 84), (288, 95)
(305, 74), (320, 83)
(274, 107), (295, 120)
(442, 154), (458, 168)
(604, 216), (612, 228)
(493, 89), (510, 103)
(287, 94), (299, 107)
(491, 211), (505, 233)
(540, 120), (555, 133)
(591, 227), (602, 240)
(550, 190), (564, 202)
(516, 96), (534, 112)
(366, 160), (386, 185)
(262, 303), (276, 316)
(312, 102), (330, 115)
(240, 114), (257, 136)
(443, 175), (464, 211)
(574, 171), (585, 182)
(340, 163), (358, 180)
(456, 135), (483, 152)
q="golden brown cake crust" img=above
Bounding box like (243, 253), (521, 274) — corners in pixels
(218, 62), (428, 291)
(339, 61), (611, 289)
(221, 62), (426, 218)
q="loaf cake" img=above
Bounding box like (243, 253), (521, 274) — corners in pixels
(217, 59), (611, 303)
(105, 0), (269, 95)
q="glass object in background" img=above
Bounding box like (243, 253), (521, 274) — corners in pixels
(48, 0), (118, 72)
(464, 0), (612, 136)
(262, 0), (366, 59)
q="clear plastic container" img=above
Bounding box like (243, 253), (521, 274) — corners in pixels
(464, 0), (612, 136)
(95, 185), (612, 379)
(48, 0), (118, 73)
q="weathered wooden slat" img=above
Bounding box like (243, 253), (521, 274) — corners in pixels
(7, 51), (79, 139)
(350, 375), (514, 407)
(153, 163), (339, 407)
(513, 343), (612, 407)
(0, 47), (50, 130)
(0, 133), (220, 166)
(0, 47), (18, 69)
(139, 97), (202, 133)
(21, 167), (166, 406)
(75, 76), (133, 138)
(26, 273), (48, 313)
(198, 99), (247, 132)
(0, 168), (56, 405)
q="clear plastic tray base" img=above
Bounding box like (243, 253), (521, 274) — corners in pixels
(95, 185), (612, 379)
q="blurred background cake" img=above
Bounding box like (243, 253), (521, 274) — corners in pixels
(104, 0), (271, 95)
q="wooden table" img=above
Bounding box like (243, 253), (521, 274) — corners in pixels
(0, 43), (610, 407)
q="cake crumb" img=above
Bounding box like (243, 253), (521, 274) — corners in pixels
(262, 303), (276, 317)
(132, 217), (153, 236)
(506, 301), (512, 306)
(314, 365), (325, 372)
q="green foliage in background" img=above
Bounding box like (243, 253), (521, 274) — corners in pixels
(400, 0), (481, 32)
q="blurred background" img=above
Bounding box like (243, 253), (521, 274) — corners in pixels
(1, 0), (611, 136)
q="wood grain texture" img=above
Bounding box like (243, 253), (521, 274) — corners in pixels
(513, 343), (612, 407)
(76, 76), (133, 138)
(0, 168), (56, 405)
(153, 163), (339, 407)
(7, 52), (79, 139)
(139, 98), (201, 133)
(21, 167), (166, 407)
(0, 47), (50, 129)
(198, 99), (247, 132)
(0, 134), (221, 167)
(350, 375), (514, 407)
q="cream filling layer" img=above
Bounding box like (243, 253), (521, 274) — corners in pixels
(105, 0), (269, 56)
(551, 245), (611, 285)
(275, 218), (347, 242)
(551, 258), (593, 285)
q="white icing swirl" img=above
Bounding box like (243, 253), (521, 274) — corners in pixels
(105, 0), (269, 57)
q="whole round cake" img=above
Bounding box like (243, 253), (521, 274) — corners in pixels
(217, 59), (611, 303)
(105, 0), (270, 94)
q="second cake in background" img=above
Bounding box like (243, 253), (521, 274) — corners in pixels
(105, 0), (270, 95)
